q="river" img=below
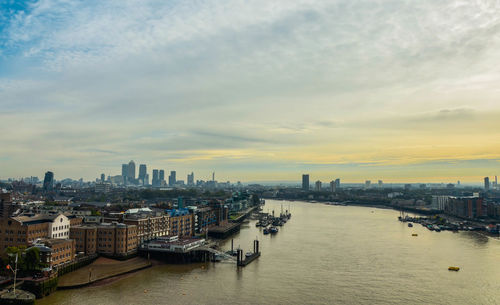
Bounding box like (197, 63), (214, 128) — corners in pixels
(39, 200), (500, 305)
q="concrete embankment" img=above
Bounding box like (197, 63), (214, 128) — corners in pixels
(58, 257), (151, 289)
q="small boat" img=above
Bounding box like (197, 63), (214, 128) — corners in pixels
(270, 226), (278, 234)
(408, 223), (413, 227)
(263, 228), (270, 235)
(245, 252), (254, 258)
(448, 266), (460, 271)
(412, 233), (418, 237)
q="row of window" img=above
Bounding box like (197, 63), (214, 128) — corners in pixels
(52, 231), (69, 238)
(53, 225), (69, 231)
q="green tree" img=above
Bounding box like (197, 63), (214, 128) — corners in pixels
(25, 247), (41, 271)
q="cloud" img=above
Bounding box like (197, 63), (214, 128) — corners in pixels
(1, 0), (500, 181)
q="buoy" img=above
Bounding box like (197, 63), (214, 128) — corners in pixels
(448, 266), (460, 271)
(412, 233), (418, 237)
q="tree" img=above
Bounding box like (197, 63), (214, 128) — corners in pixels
(25, 247), (41, 271)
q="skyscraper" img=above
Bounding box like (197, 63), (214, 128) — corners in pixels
(101, 173), (105, 182)
(121, 164), (128, 184)
(335, 178), (341, 189)
(302, 174), (309, 191)
(187, 172), (194, 186)
(43, 171), (54, 191)
(159, 170), (165, 182)
(378, 180), (383, 187)
(330, 180), (336, 192)
(128, 160), (136, 182)
(315, 180), (322, 191)
(152, 169), (159, 187)
(138, 164), (147, 184)
(484, 177), (490, 190)
(169, 171), (177, 186)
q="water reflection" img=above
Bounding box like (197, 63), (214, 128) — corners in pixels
(458, 231), (490, 246)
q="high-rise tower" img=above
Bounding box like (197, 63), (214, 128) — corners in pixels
(138, 164), (147, 184)
(302, 174), (309, 191)
(128, 160), (136, 183)
(43, 171), (54, 191)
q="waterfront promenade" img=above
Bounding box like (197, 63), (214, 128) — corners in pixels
(58, 257), (151, 288)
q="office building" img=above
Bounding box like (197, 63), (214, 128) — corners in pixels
(431, 196), (450, 211)
(159, 170), (165, 182)
(378, 180), (383, 187)
(128, 160), (136, 182)
(43, 171), (54, 191)
(330, 180), (336, 192)
(95, 183), (111, 193)
(121, 164), (128, 184)
(169, 171), (176, 186)
(315, 181), (322, 192)
(138, 164), (147, 184)
(335, 178), (340, 189)
(187, 172), (194, 186)
(302, 174), (310, 191)
(365, 180), (371, 188)
(484, 177), (490, 190)
(152, 169), (159, 187)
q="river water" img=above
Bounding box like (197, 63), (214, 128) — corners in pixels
(39, 200), (500, 305)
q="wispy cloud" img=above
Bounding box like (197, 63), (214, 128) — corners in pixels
(1, 0), (500, 181)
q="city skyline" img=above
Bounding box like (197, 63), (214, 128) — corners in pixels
(2, 165), (498, 187)
(2, 1), (500, 182)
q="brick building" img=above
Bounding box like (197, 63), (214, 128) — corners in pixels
(123, 211), (169, 243)
(166, 209), (193, 237)
(70, 225), (97, 255)
(70, 223), (138, 257)
(31, 238), (76, 268)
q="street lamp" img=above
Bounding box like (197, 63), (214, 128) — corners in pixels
(6, 253), (18, 295)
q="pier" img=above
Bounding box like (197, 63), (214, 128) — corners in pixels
(236, 240), (261, 267)
(207, 222), (241, 239)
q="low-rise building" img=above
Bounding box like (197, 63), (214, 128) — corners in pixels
(446, 196), (486, 219)
(71, 223), (138, 257)
(31, 238), (76, 268)
(70, 225), (97, 255)
(166, 209), (193, 237)
(123, 210), (169, 243)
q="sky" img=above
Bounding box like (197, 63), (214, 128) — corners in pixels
(1, 0), (500, 183)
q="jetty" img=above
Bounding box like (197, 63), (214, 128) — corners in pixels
(236, 240), (261, 267)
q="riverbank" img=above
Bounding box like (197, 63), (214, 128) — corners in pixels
(58, 257), (152, 289)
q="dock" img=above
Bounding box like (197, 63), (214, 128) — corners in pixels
(236, 240), (261, 267)
(207, 222), (241, 239)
